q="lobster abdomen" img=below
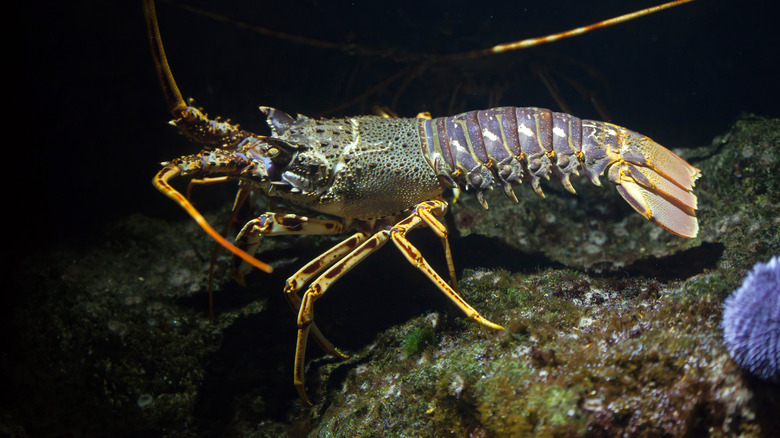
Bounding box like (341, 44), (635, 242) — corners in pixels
(418, 107), (700, 238)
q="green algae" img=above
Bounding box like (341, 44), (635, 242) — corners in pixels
(403, 324), (437, 356)
(310, 268), (738, 437)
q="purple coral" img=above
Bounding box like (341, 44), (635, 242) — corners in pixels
(722, 256), (780, 382)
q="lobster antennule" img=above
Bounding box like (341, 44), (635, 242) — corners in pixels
(607, 128), (700, 238)
(153, 164), (274, 273)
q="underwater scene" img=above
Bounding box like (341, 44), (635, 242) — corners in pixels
(8, 0), (779, 436)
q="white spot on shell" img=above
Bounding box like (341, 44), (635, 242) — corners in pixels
(452, 139), (467, 154)
(482, 128), (499, 142)
(553, 126), (566, 137)
(518, 124), (534, 137)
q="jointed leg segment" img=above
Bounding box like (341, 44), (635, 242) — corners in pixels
(230, 212), (350, 362)
(231, 212), (347, 284)
(293, 199), (503, 404)
(389, 201), (504, 331)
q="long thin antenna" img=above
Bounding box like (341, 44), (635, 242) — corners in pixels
(144, 0), (187, 116)
(440, 0), (696, 61)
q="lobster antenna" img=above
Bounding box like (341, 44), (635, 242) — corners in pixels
(440, 0), (696, 61)
(164, 0), (694, 63)
(144, 0), (188, 116)
(145, 0), (273, 275)
(154, 165), (273, 274)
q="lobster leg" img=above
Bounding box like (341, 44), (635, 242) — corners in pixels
(413, 202), (461, 292)
(294, 199), (503, 404)
(184, 179), (253, 322)
(284, 232), (370, 295)
(283, 232), (371, 357)
(294, 231), (392, 404)
(231, 213), (351, 359)
(388, 200), (503, 331)
(231, 213), (348, 285)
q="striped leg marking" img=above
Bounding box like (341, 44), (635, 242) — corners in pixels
(229, 212), (350, 376)
(389, 200), (503, 331)
(293, 199), (503, 404)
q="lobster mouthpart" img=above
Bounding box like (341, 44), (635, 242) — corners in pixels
(606, 126), (700, 238)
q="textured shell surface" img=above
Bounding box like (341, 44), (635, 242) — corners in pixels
(274, 115), (443, 220)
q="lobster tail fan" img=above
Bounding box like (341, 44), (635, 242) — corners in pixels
(608, 130), (700, 238)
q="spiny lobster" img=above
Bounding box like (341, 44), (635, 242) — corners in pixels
(144, 0), (699, 404)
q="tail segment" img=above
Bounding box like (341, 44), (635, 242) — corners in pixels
(418, 107), (700, 238)
(605, 126), (699, 238)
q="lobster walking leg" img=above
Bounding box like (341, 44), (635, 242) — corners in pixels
(294, 199), (503, 404)
(388, 200), (503, 331)
(232, 213), (348, 284)
(284, 232), (370, 294)
(294, 230), (392, 404)
(415, 202), (460, 292)
(230, 213), (353, 358)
